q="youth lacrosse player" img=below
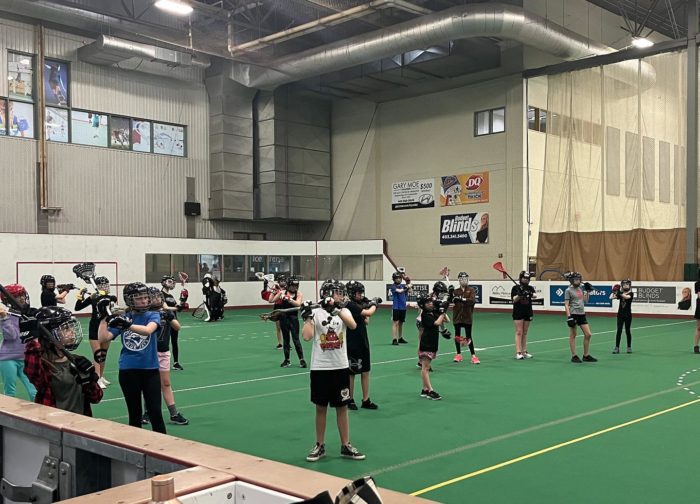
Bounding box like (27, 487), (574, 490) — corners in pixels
(260, 274), (283, 350)
(98, 283), (166, 433)
(564, 272), (597, 363)
(512, 271), (536, 360)
(75, 276), (112, 388)
(160, 275), (184, 370)
(610, 279), (634, 354)
(271, 276), (306, 368)
(40, 275), (67, 306)
(345, 281), (379, 410)
(452, 272), (479, 364)
(418, 294), (450, 400)
(0, 285), (36, 400)
(24, 306), (102, 415)
(389, 272), (409, 345)
(302, 280), (364, 462)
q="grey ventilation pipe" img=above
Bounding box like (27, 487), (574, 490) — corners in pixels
(78, 35), (210, 69)
(231, 2), (655, 90)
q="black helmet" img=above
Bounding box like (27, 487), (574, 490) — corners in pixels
(566, 271), (582, 284)
(148, 286), (164, 308)
(95, 276), (110, 292)
(40, 275), (56, 288)
(320, 279), (345, 298)
(392, 272), (402, 281)
(123, 282), (151, 311)
(519, 271), (532, 284)
(35, 306), (83, 351)
(621, 278), (632, 289)
(287, 276), (300, 289)
(417, 294), (432, 310)
(432, 281), (448, 295)
(346, 280), (365, 298)
(161, 275), (175, 289)
(457, 272), (469, 286)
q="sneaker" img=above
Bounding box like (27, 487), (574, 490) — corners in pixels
(695, 346), (700, 354)
(440, 329), (452, 339)
(340, 444), (365, 460)
(427, 390), (442, 400)
(398, 337), (408, 344)
(416, 361), (422, 368)
(515, 353), (524, 360)
(626, 347), (633, 354)
(276, 344), (283, 350)
(392, 340), (399, 346)
(453, 354), (463, 363)
(612, 347), (620, 354)
(420, 389), (429, 397)
(170, 412), (189, 425)
(571, 355), (582, 363)
(523, 351), (533, 359)
(471, 355), (480, 365)
(582, 354), (598, 362)
(280, 360), (291, 368)
(141, 413), (150, 425)
(306, 443), (326, 462)
(361, 399), (378, 410)
(348, 399), (358, 411)
(100, 377), (111, 385)
(172, 362), (184, 371)
(97, 377), (107, 389)
(299, 359), (307, 368)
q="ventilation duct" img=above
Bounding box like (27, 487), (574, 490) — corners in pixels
(78, 35), (210, 69)
(230, 2), (655, 90)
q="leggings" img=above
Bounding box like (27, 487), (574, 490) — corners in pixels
(280, 316), (304, 362)
(118, 369), (166, 434)
(454, 323), (475, 355)
(615, 315), (632, 348)
(0, 360), (36, 400)
(171, 330), (180, 363)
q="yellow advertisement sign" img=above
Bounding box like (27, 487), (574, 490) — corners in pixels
(439, 172), (489, 206)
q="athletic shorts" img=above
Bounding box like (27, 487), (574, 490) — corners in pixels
(310, 368), (351, 407)
(392, 309), (407, 322)
(418, 351), (437, 361)
(512, 313), (533, 321)
(158, 351), (171, 372)
(572, 314), (588, 326)
(348, 349), (371, 375)
(88, 328), (99, 341)
(695, 305), (700, 320)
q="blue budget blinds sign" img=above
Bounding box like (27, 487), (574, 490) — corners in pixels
(549, 285), (613, 307)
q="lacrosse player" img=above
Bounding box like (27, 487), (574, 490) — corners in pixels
(452, 272), (479, 364)
(512, 271), (536, 360)
(270, 276), (306, 368)
(564, 272), (597, 363)
(418, 295), (450, 400)
(610, 279), (634, 354)
(160, 275), (184, 370)
(75, 275), (113, 388)
(344, 281), (378, 410)
(389, 272), (409, 345)
(40, 275), (67, 306)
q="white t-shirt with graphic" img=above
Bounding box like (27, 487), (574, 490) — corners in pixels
(309, 307), (349, 370)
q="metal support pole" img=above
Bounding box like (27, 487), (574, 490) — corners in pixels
(685, 0), (698, 280)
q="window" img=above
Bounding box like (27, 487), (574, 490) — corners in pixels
(474, 107), (505, 136)
(318, 255), (341, 280)
(71, 110), (107, 147)
(171, 254), (198, 281)
(364, 255), (383, 280)
(110, 116), (131, 150)
(145, 254), (171, 283)
(45, 107), (69, 143)
(268, 256), (291, 276)
(0, 99), (6, 135)
(153, 122), (185, 157)
(296, 256), (316, 281)
(8, 52), (34, 103)
(234, 232), (267, 240)
(198, 255), (222, 280)
(527, 106), (548, 133)
(341, 256), (364, 280)
(43, 59), (69, 107)
(223, 255), (246, 281)
(248, 255), (267, 280)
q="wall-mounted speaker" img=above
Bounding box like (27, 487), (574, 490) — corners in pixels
(184, 202), (201, 216)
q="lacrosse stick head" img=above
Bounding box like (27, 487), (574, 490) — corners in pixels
(439, 266), (449, 279)
(73, 262), (97, 282)
(492, 262), (509, 279)
(178, 271), (188, 286)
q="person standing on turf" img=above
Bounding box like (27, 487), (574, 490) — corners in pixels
(75, 276), (113, 388)
(564, 272), (597, 363)
(160, 276), (184, 370)
(390, 272), (409, 345)
(512, 271), (536, 360)
(345, 280), (378, 410)
(452, 272), (479, 364)
(40, 275), (67, 307)
(271, 276), (306, 368)
(610, 279), (634, 354)
(418, 295), (449, 400)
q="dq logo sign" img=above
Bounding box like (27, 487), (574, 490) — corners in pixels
(465, 175), (483, 190)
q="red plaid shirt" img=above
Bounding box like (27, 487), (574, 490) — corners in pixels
(24, 339), (103, 416)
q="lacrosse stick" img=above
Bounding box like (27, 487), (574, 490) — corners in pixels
(192, 302), (210, 321)
(492, 262), (519, 286)
(439, 266), (451, 286)
(72, 262), (118, 316)
(177, 271), (188, 287)
(259, 304), (321, 321)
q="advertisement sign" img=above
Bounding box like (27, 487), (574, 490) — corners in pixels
(440, 172), (489, 206)
(386, 283), (429, 303)
(392, 179), (435, 210)
(440, 213), (489, 245)
(489, 284), (544, 305)
(550, 285), (613, 307)
(632, 286), (677, 304)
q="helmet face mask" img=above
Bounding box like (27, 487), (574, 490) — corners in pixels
(95, 276), (110, 293)
(40, 275), (56, 290)
(621, 279), (632, 290)
(392, 272), (402, 284)
(457, 272), (469, 287)
(287, 276), (299, 292)
(149, 287), (164, 309)
(52, 320), (83, 351)
(2, 284), (29, 307)
(519, 271), (531, 285)
(123, 282), (152, 312)
(161, 276), (175, 290)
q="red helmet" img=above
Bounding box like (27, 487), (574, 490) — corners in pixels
(1, 284), (28, 305)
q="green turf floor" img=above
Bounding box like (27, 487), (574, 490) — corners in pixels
(62, 309), (700, 502)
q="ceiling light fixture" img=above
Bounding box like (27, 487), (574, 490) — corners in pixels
(632, 37), (654, 49)
(154, 0), (193, 16)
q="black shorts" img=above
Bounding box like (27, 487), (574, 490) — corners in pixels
(348, 348), (371, 375)
(572, 314), (588, 326)
(310, 368), (351, 407)
(512, 312), (533, 321)
(393, 309), (406, 322)
(695, 305), (700, 320)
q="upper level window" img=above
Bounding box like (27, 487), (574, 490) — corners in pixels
(475, 107), (505, 136)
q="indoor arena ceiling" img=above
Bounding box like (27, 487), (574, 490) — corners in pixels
(0, 0), (693, 100)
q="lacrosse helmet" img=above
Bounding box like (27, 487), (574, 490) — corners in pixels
(35, 306), (83, 351)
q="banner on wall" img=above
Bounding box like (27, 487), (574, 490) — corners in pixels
(439, 172), (489, 206)
(489, 284), (545, 305)
(440, 213), (489, 245)
(386, 283), (430, 303)
(550, 285), (613, 307)
(391, 179), (435, 210)
(633, 285), (677, 304)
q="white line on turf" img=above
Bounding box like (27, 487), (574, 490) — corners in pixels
(100, 320), (690, 403)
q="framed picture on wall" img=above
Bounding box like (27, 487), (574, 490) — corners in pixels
(0, 99), (7, 135)
(8, 101), (34, 138)
(71, 110), (107, 147)
(109, 116), (131, 150)
(7, 52), (34, 102)
(43, 59), (69, 107)
(153, 122), (185, 157)
(131, 119), (152, 152)
(45, 107), (69, 143)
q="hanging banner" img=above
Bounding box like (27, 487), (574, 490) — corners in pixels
(440, 172), (489, 206)
(391, 179), (435, 210)
(440, 213), (489, 245)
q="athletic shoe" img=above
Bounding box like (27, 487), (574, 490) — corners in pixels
(695, 346), (700, 354)
(306, 443), (326, 462)
(471, 355), (481, 365)
(582, 354), (598, 362)
(515, 353), (524, 360)
(398, 337), (408, 344)
(141, 413), (150, 425)
(571, 355), (582, 363)
(416, 361), (422, 368)
(453, 354), (463, 363)
(173, 362), (184, 371)
(276, 344), (283, 350)
(97, 377), (107, 389)
(280, 360), (291, 368)
(612, 347), (620, 354)
(361, 399), (378, 410)
(100, 377), (111, 385)
(392, 340), (399, 346)
(523, 351), (533, 359)
(440, 329), (452, 339)
(627, 347), (633, 354)
(170, 413), (189, 425)
(420, 389), (429, 398)
(348, 399), (358, 411)
(340, 444), (365, 460)
(299, 359), (307, 368)
(427, 390), (442, 401)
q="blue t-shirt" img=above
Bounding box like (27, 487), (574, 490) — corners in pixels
(390, 283), (407, 310)
(109, 311), (160, 370)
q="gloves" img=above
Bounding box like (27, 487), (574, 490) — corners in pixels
(519, 288), (531, 299)
(76, 287), (88, 300)
(72, 355), (94, 375)
(612, 284), (620, 293)
(161, 310), (175, 322)
(179, 289), (189, 302)
(448, 285), (455, 295)
(567, 316), (576, 328)
(96, 296), (114, 318)
(107, 314), (132, 330)
(300, 300), (315, 320)
(437, 305), (447, 314)
(583, 282), (593, 292)
(321, 297), (341, 316)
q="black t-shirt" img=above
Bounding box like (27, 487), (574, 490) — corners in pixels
(40, 290), (57, 307)
(511, 285), (535, 317)
(616, 290), (634, 317)
(75, 295), (109, 335)
(280, 291), (299, 318)
(345, 301), (368, 352)
(157, 311), (172, 352)
(419, 311), (439, 353)
(162, 289), (177, 308)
